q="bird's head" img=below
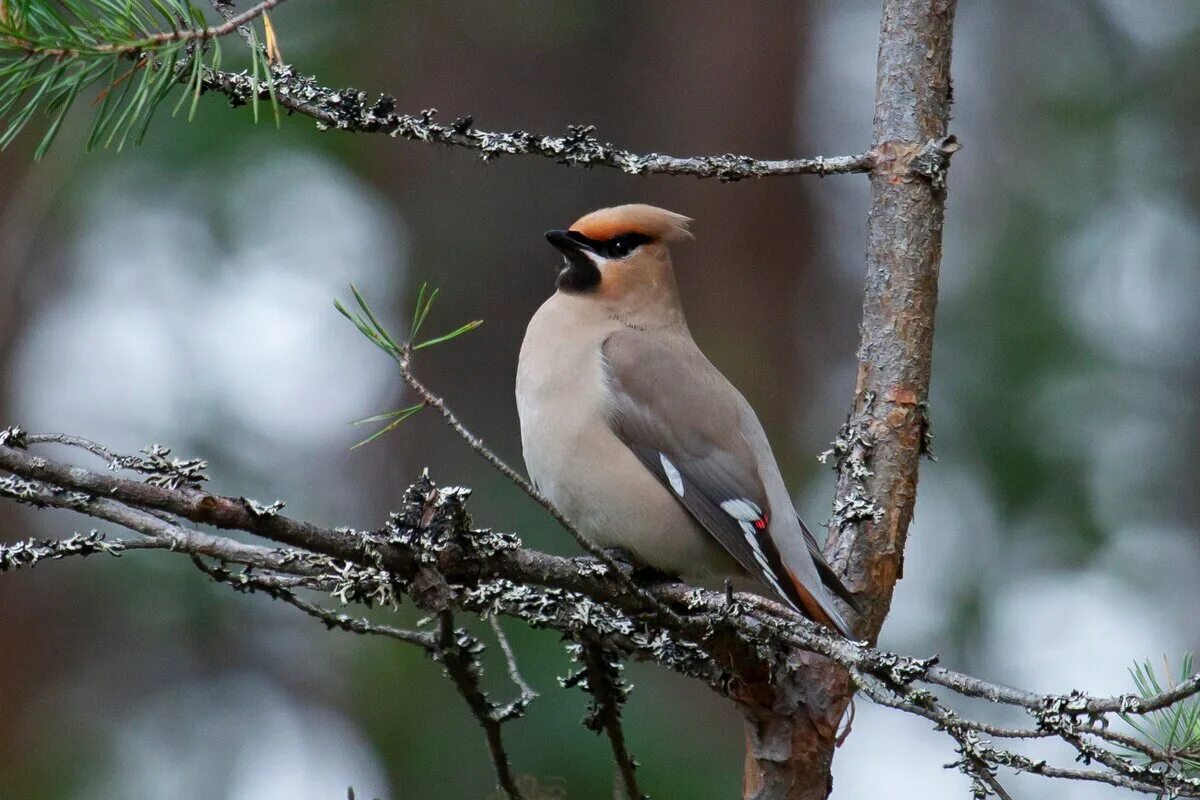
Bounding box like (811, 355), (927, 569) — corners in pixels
(545, 204), (693, 300)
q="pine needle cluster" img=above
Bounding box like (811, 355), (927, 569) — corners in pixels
(0, 0), (279, 158)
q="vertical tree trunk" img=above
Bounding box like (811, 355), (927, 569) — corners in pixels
(740, 1), (958, 797)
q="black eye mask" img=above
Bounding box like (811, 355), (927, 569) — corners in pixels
(565, 231), (652, 259)
(545, 229), (655, 293)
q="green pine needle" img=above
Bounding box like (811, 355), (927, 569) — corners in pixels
(349, 404), (425, 450)
(248, 25), (260, 124)
(335, 283), (482, 449)
(1121, 654), (1200, 775)
(0, 0), (282, 159)
(409, 282), (439, 343)
(413, 318), (483, 351)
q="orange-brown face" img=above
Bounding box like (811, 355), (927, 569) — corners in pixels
(544, 204), (692, 296)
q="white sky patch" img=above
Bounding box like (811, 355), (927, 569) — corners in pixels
(80, 674), (390, 800)
(10, 150), (405, 455)
(1059, 195), (1200, 367)
(1096, 0), (1200, 48)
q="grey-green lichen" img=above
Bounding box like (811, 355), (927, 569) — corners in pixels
(820, 390), (885, 528)
(113, 443), (209, 490)
(0, 426), (28, 448)
(0, 530), (123, 572)
(385, 473), (521, 564)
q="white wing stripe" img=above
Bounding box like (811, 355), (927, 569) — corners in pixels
(659, 453), (685, 497)
(738, 520), (787, 598)
(720, 498), (762, 522)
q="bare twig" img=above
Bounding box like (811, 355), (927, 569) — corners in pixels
(209, 0), (261, 47)
(0, 469), (307, 572)
(488, 617), (538, 722)
(22, 432), (123, 463)
(436, 611), (526, 800)
(571, 643), (644, 800)
(190, 556), (437, 650)
(24, 431), (209, 488)
(855, 672), (1200, 797)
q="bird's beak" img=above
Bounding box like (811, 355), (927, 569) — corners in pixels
(545, 229), (598, 277)
(545, 229), (590, 256)
(545, 229), (602, 290)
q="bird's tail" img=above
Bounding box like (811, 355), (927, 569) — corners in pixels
(785, 566), (855, 638)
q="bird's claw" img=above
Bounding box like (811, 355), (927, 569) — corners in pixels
(601, 547), (636, 572)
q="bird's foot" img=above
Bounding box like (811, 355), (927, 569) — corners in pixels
(600, 547), (637, 573)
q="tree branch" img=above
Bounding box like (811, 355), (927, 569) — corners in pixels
(3, 431), (1200, 798)
(190, 555), (437, 650)
(739, 1), (961, 795)
(195, 65), (871, 182)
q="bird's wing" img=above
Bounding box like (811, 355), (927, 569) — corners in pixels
(601, 328), (839, 625)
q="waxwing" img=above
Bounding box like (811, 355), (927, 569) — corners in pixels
(515, 204), (857, 636)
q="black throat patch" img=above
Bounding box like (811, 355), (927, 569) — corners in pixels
(556, 249), (600, 292)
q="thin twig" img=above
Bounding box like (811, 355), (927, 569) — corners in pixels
(436, 611), (526, 800)
(0, 530), (125, 571)
(945, 727), (1015, 800)
(0, 470), (307, 572)
(488, 617), (538, 722)
(577, 644), (644, 800)
(1088, 725), (1181, 767)
(856, 673), (1198, 797)
(24, 432), (122, 463)
(190, 556), (436, 650)
(23, 432), (209, 490)
(209, 0), (260, 47)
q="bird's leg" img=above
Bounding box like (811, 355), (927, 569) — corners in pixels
(631, 563), (673, 584)
(725, 577), (735, 606)
(600, 547), (676, 587)
(601, 547), (637, 574)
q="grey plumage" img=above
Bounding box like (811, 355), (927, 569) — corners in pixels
(516, 204), (856, 636)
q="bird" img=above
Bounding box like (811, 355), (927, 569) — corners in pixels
(515, 203), (858, 637)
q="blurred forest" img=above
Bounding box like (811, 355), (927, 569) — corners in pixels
(0, 1), (1198, 798)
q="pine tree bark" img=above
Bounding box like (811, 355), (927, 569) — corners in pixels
(740, 1), (958, 797)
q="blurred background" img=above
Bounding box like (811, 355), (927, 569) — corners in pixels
(1, 1), (1198, 798)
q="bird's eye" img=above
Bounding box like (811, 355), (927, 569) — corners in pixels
(603, 233), (649, 259)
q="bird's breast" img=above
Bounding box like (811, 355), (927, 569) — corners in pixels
(516, 294), (613, 495)
(515, 294), (736, 578)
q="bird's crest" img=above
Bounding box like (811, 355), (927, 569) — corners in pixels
(570, 204), (694, 243)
